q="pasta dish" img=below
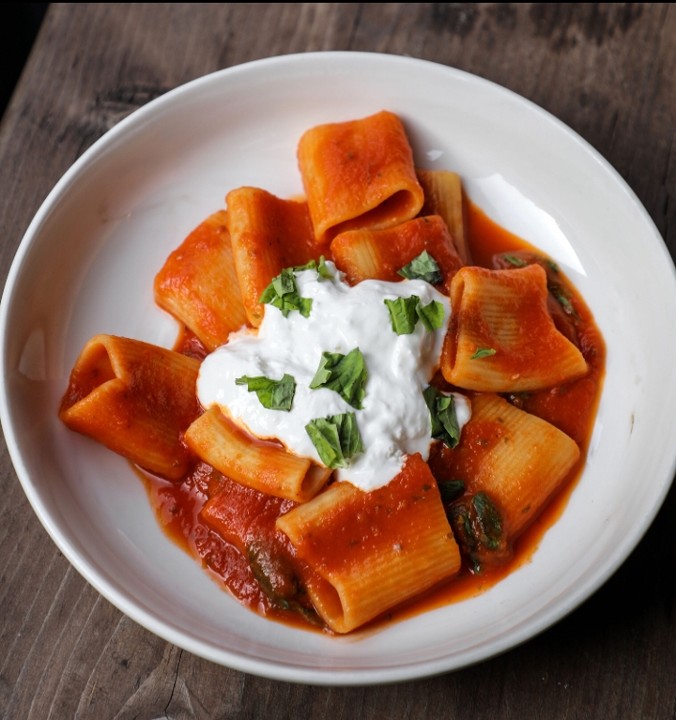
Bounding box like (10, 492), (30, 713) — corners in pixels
(59, 111), (605, 634)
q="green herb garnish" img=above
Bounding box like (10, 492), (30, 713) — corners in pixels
(309, 348), (368, 409)
(470, 347), (497, 359)
(503, 254), (528, 268)
(384, 296), (420, 335)
(235, 373), (296, 411)
(472, 492), (504, 551)
(259, 267), (313, 318)
(550, 284), (577, 317)
(416, 299), (445, 331)
(292, 255), (333, 279)
(423, 385), (461, 449)
(305, 412), (364, 469)
(447, 491), (505, 574)
(438, 479), (466, 504)
(397, 250), (443, 284)
(384, 296), (445, 335)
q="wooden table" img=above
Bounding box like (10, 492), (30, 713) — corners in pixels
(1, 4), (674, 718)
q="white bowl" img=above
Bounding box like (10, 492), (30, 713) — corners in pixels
(2, 52), (675, 685)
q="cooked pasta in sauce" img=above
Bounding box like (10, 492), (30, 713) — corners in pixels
(60, 111), (605, 634)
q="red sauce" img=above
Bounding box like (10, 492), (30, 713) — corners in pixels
(140, 200), (605, 634)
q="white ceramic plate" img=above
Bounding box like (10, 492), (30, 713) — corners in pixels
(2, 52), (675, 685)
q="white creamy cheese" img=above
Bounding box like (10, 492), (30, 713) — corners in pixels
(197, 262), (470, 491)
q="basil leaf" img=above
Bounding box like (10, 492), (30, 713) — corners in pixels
(503, 253), (528, 268)
(423, 386), (461, 448)
(272, 268), (296, 296)
(384, 296), (421, 335)
(291, 259), (317, 272)
(471, 347), (496, 359)
(306, 418), (342, 468)
(438, 479), (466, 504)
(317, 256), (333, 279)
(309, 347), (368, 409)
(550, 283), (578, 317)
(291, 255), (332, 279)
(416, 299), (445, 331)
(259, 267), (313, 318)
(333, 411), (364, 460)
(385, 296), (445, 335)
(235, 373), (296, 411)
(397, 250), (443, 284)
(447, 491), (505, 574)
(472, 492), (503, 551)
(305, 412), (364, 469)
(291, 255), (333, 280)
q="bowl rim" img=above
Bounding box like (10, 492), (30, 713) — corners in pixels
(1, 50), (675, 685)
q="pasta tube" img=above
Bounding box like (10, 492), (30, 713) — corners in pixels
(445, 394), (581, 570)
(298, 110), (425, 245)
(417, 169), (470, 264)
(184, 406), (332, 503)
(442, 264), (588, 391)
(330, 214), (463, 291)
(226, 187), (317, 326)
(154, 210), (248, 351)
(59, 335), (201, 479)
(277, 454), (461, 633)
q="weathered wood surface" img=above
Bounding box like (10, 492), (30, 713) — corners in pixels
(0, 4), (673, 718)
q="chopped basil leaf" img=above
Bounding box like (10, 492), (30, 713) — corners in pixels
(291, 259), (316, 272)
(247, 542), (299, 600)
(438, 479), (466, 504)
(309, 347), (368, 409)
(471, 347), (497, 359)
(397, 250), (443, 284)
(235, 373), (296, 411)
(292, 255), (332, 279)
(317, 256), (333, 279)
(259, 267), (313, 318)
(447, 491), (506, 574)
(416, 299), (445, 331)
(503, 254), (528, 268)
(423, 386), (461, 448)
(305, 412), (364, 469)
(472, 492), (503, 551)
(384, 296), (420, 335)
(550, 284), (577, 317)
(385, 295), (445, 335)
(272, 267), (295, 296)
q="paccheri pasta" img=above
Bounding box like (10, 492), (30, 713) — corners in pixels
(59, 110), (605, 634)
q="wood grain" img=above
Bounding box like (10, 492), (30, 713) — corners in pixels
(0, 4), (674, 719)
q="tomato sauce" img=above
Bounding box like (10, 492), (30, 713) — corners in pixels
(139, 200), (605, 634)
